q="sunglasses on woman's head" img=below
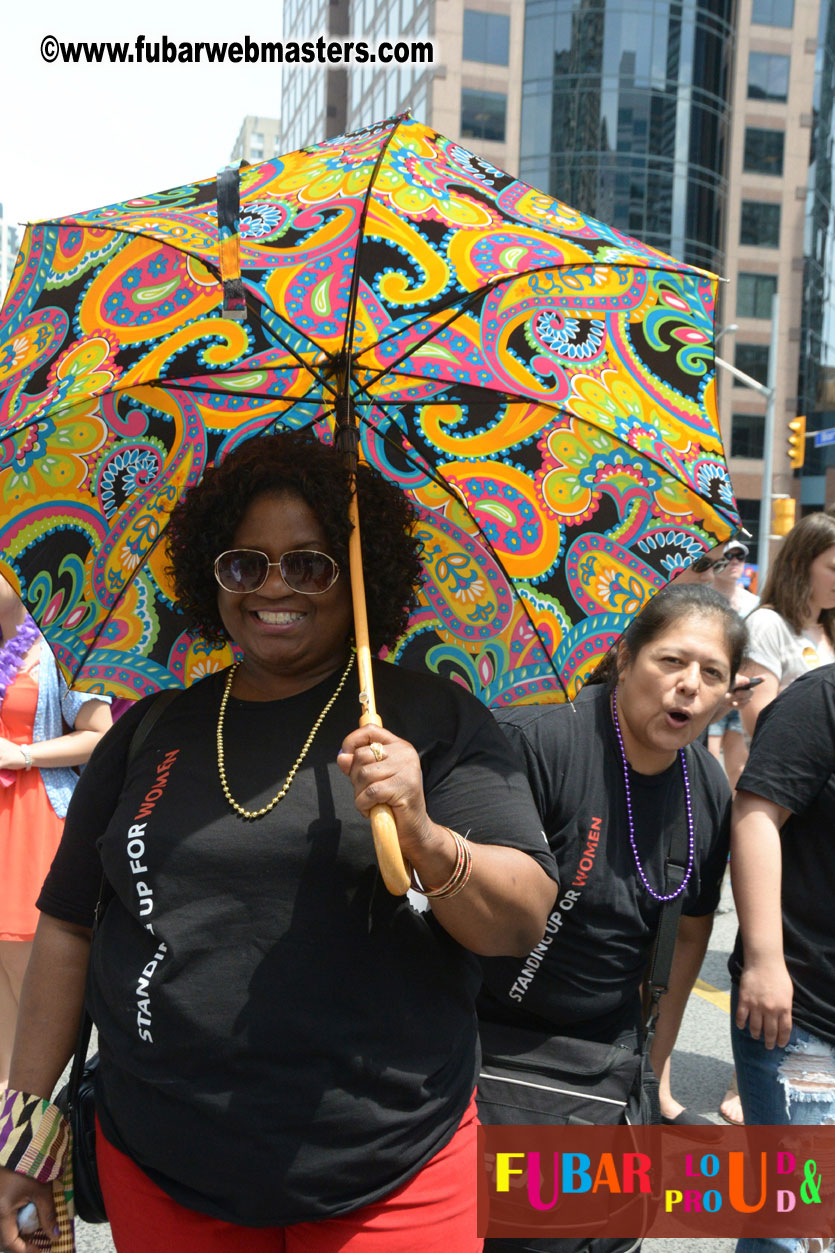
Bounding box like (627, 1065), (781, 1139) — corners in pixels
(690, 555), (731, 574)
(214, 549), (340, 595)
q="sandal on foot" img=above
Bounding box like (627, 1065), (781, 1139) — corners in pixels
(719, 1092), (744, 1125)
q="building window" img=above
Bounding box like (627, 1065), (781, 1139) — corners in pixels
(461, 89), (507, 142)
(748, 52), (790, 102)
(736, 498), (762, 550)
(752, 0), (794, 26)
(737, 273), (778, 318)
(740, 201), (781, 247)
(734, 344), (770, 387)
(463, 10), (510, 65)
(743, 127), (785, 175)
(250, 131), (265, 159)
(731, 416), (765, 459)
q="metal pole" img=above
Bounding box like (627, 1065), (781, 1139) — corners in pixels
(757, 294), (780, 585)
(714, 357), (770, 397)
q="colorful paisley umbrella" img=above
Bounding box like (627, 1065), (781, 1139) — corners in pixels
(0, 113), (739, 710)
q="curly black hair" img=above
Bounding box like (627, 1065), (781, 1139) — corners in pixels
(165, 430), (424, 652)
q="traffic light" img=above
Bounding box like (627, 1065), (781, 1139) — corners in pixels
(788, 415), (807, 470)
(772, 496), (796, 536)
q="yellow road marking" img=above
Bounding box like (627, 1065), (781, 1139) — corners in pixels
(692, 978), (731, 1013)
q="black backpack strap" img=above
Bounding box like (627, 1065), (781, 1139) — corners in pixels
(125, 687), (181, 767)
(643, 747), (692, 1046)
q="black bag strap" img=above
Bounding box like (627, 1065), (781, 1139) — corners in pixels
(65, 688), (181, 1102)
(642, 745), (692, 1046)
(647, 814), (689, 992)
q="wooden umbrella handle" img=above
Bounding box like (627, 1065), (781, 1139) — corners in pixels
(346, 475), (411, 896)
(360, 711), (412, 896)
(370, 806), (411, 895)
(369, 808), (410, 894)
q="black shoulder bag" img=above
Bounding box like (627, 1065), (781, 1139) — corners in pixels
(55, 689), (179, 1224)
(477, 802), (689, 1128)
(476, 810), (690, 1253)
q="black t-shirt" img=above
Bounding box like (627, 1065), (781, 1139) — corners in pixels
(728, 663), (835, 1045)
(479, 685), (731, 1041)
(39, 659), (556, 1225)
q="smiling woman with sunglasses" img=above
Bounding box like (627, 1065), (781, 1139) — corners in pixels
(0, 432), (557, 1253)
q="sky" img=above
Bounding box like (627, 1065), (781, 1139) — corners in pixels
(2, 0), (288, 225)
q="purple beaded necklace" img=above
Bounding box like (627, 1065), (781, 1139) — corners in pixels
(611, 685), (694, 902)
(0, 614), (41, 710)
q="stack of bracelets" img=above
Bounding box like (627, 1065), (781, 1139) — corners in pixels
(410, 829), (472, 899)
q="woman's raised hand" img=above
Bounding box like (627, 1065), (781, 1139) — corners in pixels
(336, 726), (433, 862)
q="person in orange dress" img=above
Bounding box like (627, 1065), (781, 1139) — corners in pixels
(0, 573), (112, 1094)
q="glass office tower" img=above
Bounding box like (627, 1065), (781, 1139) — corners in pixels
(797, 0), (835, 498)
(520, 0), (735, 272)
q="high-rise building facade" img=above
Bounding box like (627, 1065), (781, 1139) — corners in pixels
(349, 0), (434, 132)
(231, 116), (283, 164)
(281, 0), (351, 152)
(280, 0), (525, 176)
(519, 0), (735, 274)
(798, 0), (835, 507)
(719, 0), (834, 542)
(519, 0), (835, 542)
(278, 0), (835, 528)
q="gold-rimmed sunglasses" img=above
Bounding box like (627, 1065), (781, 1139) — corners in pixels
(214, 548), (340, 595)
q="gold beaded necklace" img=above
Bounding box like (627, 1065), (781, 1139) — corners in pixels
(216, 652), (355, 820)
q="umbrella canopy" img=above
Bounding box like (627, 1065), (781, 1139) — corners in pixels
(0, 114), (739, 705)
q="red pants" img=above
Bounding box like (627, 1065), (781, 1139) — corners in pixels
(95, 1096), (482, 1252)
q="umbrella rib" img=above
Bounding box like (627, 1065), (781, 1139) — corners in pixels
(245, 304), (340, 399)
(351, 391), (740, 537)
(67, 522), (176, 688)
(34, 219), (340, 396)
(350, 282), (501, 405)
(172, 364), (321, 377)
(346, 407), (570, 700)
(5, 374), (317, 437)
(39, 220), (235, 285)
(351, 261), (593, 396)
(163, 384), (323, 405)
(351, 371), (556, 409)
(351, 274), (509, 369)
(351, 256), (714, 397)
(64, 408), (335, 685)
(341, 115), (405, 372)
(246, 406), (326, 440)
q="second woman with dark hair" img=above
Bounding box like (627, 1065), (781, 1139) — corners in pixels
(477, 584), (749, 1252)
(0, 431), (558, 1253)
